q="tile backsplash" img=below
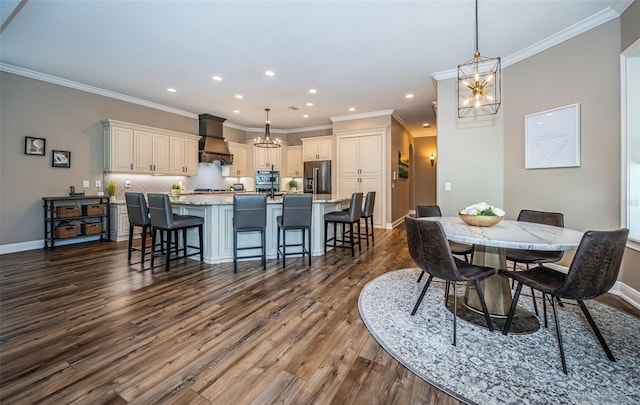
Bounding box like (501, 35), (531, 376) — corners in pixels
(104, 162), (256, 200)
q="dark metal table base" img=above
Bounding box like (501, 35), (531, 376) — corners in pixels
(446, 297), (540, 334)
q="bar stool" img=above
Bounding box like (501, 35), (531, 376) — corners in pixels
(147, 193), (204, 272)
(324, 192), (363, 257)
(233, 194), (267, 273)
(124, 192), (152, 266)
(277, 194), (313, 268)
(359, 191), (376, 246)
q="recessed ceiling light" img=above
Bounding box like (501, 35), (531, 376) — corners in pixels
(348, 107), (356, 112)
(422, 122), (430, 128)
(265, 70), (275, 77)
(405, 93), (414, 99)
(303, 114), (309, 118)
(233, 110), (240, 114)
(309, 89), (317, 94)
(212, 75), (222, 81)
(306, 102), (314, 107)
(235, 94), (243, 99)
(167, 88), (176, 93)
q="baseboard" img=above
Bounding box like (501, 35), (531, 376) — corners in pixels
(0, 236), (102, 255)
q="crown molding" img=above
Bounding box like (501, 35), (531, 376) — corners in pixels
(431, 5), (628, 81)
(0, 63), (199, 119)
(224, 121), (332, 134)
(330, 109), (395, 123)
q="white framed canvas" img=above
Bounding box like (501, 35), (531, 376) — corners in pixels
(525, 103), (580, 169)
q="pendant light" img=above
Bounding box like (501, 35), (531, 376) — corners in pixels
(254, 108), (281, 148)
(457, 0), (501, 118)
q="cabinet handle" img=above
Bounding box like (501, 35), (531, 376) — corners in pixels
(130, 163), (133, 170)
(150, 164), (153, 171)
(153, 164), (156, 171)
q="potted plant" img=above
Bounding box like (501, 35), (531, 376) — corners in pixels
(171, 183), (181, 194)
(289, 178), (298, 191)
(106, 180), (117, 202)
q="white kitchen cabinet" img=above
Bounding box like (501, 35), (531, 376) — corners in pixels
(110, 204), (130, 242)
(302, 136), (333, 161)
(285, 146), (303, 177)
(225, 142), (248, 177)
(104, 125), (134, 172)
(134, 130), (170, 174)
(102, 119), (200, 175)
(254, 146), (281, 170)
(337, 133), (383, 227)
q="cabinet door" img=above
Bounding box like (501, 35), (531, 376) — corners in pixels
(134, 130), (153, 173)
(112, 126), (134, 172)
(153, 133), (171, 174)
(170, 137), (186, 174)
(316, 139), (332, 160)
(359, 135), (382, 177)
(303, 140), (318, 161)
(338, 176), (360, 198)
(254, 146), (269, 169)
(286, 147), (302, 177)
(228, 143), (247, 177)
(338, 137), (360, 177)
(268, 147), (281, 170)
(359, 176), (382, 227)
(184, 138), (199, 175)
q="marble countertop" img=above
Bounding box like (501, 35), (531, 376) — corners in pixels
(168, 193), (350, 205)
(420, 216), (584, 251)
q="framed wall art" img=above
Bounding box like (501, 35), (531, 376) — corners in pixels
(398, 151), (409, 178)
(525, 103), (580, 169)
(52, 150), (71, 168)
(25, 136), (46, 156)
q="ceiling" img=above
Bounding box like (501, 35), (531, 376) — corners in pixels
(0, 0), (631, 136)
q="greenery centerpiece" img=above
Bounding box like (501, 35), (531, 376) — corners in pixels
(106, 180), (117, 201)
(289, 179), (298, 191)
(459, 202), (505, 227)
(171, 183), (181, 194)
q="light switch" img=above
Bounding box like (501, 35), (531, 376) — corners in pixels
(125, 180), (131, 188)
(82, 180), (89, 188)
(444, 182), (452, 191)
(95, 180), (101, 188)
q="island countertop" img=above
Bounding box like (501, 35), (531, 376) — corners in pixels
(168, 193), (350, 206)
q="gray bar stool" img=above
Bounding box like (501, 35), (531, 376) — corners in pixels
(277, 194), (313, 268)
(360, 191), (376, 246)
(324, 192), (363, 257)
(147, 193), (204, 272)
(124, 192), (152, 266)
(233, 194), (267, 273)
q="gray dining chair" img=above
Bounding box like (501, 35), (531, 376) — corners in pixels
(277, 194), (313, 268)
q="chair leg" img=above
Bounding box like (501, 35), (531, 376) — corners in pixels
(543, 292), (548, 328)
(356, 220), (362, 252)
(277, 225), (281, 259)
(452, 281), (458, 346)
(261, 228), (266, 270)
(151, 227), (157, 268)
(182, 228), (188, 258)
(127, 224), (134, 262)
(199, 225), (204, 262)
(349, 223), (355, 257)
(369, 216), (374, 244)
(502, 282), (523, 335)
(165, 230), (171, 272)
(550, 296), (568, 374)
(364, 217), (369, 247)
(411, 275), (433, 315)
(474, 279), (494, 332)
(282, 228), (286, 268)
(444, 281), (450, 305)
(416, 272), (424, 283)
(233, 229), (238, 273)
(140, 225), (149, 265)
(307, 228), (312, 266)
(333, 222), (337, 248)
(525, 264), (539, 316)
(577, 300), (615, 362)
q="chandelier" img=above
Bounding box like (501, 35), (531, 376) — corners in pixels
(254, 108), (281, 148)
(457, 0), (501, 118)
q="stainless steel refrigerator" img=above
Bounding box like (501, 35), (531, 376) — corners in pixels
(304, 160), (331, 194)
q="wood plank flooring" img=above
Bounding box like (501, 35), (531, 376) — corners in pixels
(1, 227), (637, 404)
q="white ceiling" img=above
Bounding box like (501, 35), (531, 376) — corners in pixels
(0, 0), (632, 136)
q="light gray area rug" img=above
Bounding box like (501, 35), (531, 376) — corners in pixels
(358, 268), (640, 405)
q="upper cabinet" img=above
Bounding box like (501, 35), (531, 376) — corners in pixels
(102, 120), (201, 176)
(302, 136), (333, 161)
(285, 146), (303, 177)
(224, 142), (248, 177)
(254, 146), (281, 170)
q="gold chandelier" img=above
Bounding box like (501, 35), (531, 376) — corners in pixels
(254, 108), (281, 148)
(458, 0), (501, 118)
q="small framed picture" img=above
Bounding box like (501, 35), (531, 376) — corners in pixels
(25, 136), (46, 156)
(52, 150), (71, 168)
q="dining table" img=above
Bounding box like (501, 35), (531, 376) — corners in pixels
(418, 216), (584, 332)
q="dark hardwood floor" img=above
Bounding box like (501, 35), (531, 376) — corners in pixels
(1, 227), (637, 404)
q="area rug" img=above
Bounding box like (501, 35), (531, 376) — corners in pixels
(358, 268), (640, 405)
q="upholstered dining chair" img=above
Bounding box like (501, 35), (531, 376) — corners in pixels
(405, 217), (495, 346)
(500, 228), (628, 374)
(415, 205), (473, 283)
(505, 209), (565, 315)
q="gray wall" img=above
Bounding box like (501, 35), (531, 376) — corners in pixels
(0, 72), (197, 246)
(391, 116), (411, 221)
(413, 136), (437, 208)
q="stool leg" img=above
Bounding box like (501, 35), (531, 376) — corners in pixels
(277, 225), (281, 260)
(182, 228), (188, 258)
(364, 217), (369, 246)
(349, 222), (355, 257)
(334, 222), (338, 247)
(165, 230), (171, 272)
(151, 228), (157, 268)
(127, 223), (134, 262)
(282, 228), (286, 268)
(324, 220), (328, 253)
(357, 220), (362, 252)
(369, 216), (374, 244)
(140, 225), (148, 265)
(199, 225), (204, 261)
(261, 228), (266, 270)
(234, 229), (238, 273)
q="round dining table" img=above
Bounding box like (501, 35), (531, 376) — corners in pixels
(417, 216), (584, 331)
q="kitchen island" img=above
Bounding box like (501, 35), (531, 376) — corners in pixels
(169, 194), (351, 264)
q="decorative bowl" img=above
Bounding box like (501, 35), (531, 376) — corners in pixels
(459, 213), (503, 227)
